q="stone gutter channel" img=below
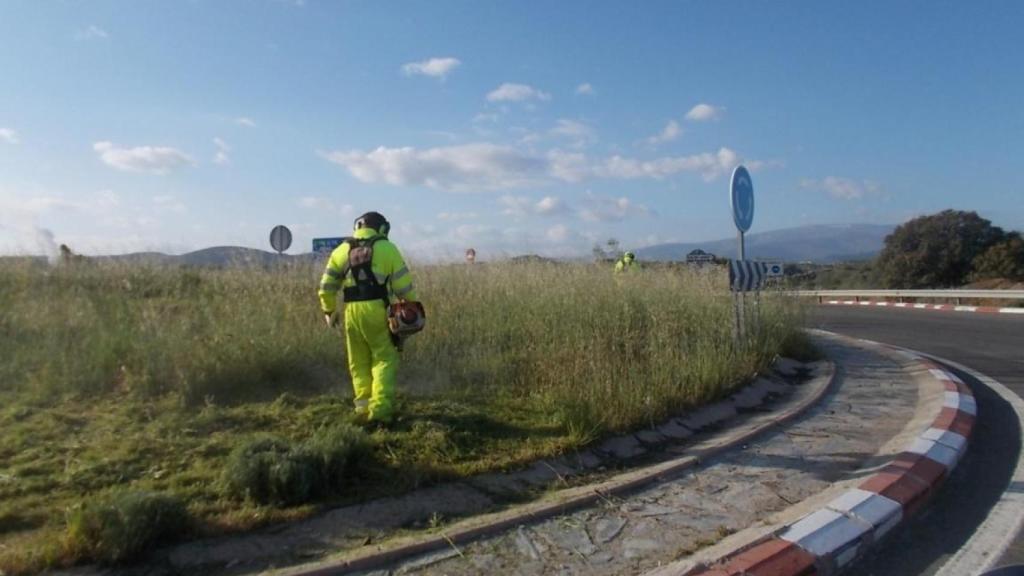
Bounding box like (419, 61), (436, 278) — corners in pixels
(132, 329), (935, 576)
(650, 332), (975, 576)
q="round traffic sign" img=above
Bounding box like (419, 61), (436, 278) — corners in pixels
(269, 225), (292, 254)
(730, 165), (755, 233)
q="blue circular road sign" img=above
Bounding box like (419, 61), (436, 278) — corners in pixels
(730, 165), (755, 233)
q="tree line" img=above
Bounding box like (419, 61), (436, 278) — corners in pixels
(877, 209), (1024, 288)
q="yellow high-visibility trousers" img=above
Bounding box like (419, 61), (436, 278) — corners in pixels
(344, 300), (398, 422)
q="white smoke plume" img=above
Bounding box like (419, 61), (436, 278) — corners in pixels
(34, 227), (59, 264)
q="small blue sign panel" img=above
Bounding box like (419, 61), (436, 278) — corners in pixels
(730, 165), (755, 233)
(313, 237), (345, 254)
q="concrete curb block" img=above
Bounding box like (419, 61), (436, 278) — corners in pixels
(273, 360), (838, 576)
(822, 299), (1024, 315)
(676, 342), (975, 576)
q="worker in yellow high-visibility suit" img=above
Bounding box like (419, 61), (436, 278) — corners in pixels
(614, 251), (639, 273)
(318, 212), (418, 425)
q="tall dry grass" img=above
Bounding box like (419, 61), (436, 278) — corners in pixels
(1, 258), (801, 436)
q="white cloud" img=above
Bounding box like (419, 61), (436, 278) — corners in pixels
(0, 194), (81, 219)
(546, 150), (589, 183)
(535, 196), (566, 215)
(685, 103), (723, 122)
(93, 141), (194, 174)
(322, 142), (760, 191)
(96, 189), (120, 208)
(0, 186), (162, 258)
(298, 196), (354, 216)
(152, 195), (187, 213)
(498, 195), (533, 216)
(453, 223), (493, 241)
(234, 117), (257, 128)
(213, 137), (230, 165)
(437, 211), (479, 222)
(486, 83), (551, 103)
(401, 57), (461, 79)
(801, 176), (880, 200)
(551, 119), (596, 148)
(546, 224), (571, 242)
(646, 120), (681, 146)
(578, 192), (651, 222)
(499, 195), (567, 217)
(76, 25), (109, 40)
(575, 83), (594, 95)
(0, 128), (18, 144)
(321, 143), (547, 192)
(597, 147), (742, 181)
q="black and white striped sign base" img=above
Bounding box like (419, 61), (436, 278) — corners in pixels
(729, 260), (769, 292)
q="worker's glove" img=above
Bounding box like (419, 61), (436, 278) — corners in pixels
(324, 311), (339, 328)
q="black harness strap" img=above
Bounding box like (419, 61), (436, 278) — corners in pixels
(341, 236), (389, 306)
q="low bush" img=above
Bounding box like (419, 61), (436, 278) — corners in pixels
(222, 424), (372, 505)
(302, 423), (374, 492)
(65, 491), (188, 564)
(778, 330), (824, 362)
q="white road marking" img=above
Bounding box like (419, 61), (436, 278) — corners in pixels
(924, 356), (1024, 576)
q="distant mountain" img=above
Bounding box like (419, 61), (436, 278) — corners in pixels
(104, 246), (323, 267)
(179, 246), (289, 266)
(636, 224), (896, 263)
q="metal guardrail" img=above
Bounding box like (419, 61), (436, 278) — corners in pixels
(792, 289), (1024, 302)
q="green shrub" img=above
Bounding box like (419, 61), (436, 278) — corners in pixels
(223, 425), (372, 505)
(222, 435), (300, 504)
(302, 423), (373, 492)
(65, 491), (188, 563)
(778, 330), (824, 363)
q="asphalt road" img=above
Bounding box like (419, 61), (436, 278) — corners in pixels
(809, 306), (1024, 575)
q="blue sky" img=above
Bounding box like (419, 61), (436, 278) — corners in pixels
(1, 1), (1022, 260)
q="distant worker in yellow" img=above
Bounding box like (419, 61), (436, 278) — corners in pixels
(614, 251), (639, 273)
(318, 212), (424, 425)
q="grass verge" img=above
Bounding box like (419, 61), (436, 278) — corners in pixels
(0, 258), (804, 573)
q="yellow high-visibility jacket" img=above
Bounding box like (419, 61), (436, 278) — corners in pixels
(318, 228), (418, 314)
(615, 257), (638, 273)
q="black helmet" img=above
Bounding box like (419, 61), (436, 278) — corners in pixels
(354, 211), (390, 236)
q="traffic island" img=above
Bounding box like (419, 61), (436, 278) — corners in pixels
(147, 330), (942, 576)
(152, 352), (834, 575)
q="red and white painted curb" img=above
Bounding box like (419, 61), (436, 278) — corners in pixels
(679, 350), (975, 576)
(823, 299), (1024, 315)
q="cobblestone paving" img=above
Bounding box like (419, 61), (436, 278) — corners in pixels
(386, 339), (918, 576)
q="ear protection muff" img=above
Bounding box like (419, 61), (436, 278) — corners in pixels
(354, 212), (390, 237)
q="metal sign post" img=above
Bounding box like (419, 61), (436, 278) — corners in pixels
(729, 165), (755, 344)
(269, 225), (293, 255)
